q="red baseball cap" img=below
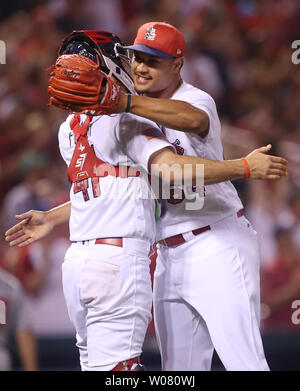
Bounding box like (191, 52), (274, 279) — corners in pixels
(125, 22), (185, 58)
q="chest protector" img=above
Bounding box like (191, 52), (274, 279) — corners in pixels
(67, 115), (140, 183)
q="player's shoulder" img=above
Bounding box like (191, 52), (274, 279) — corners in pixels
(117, 112), (162, 134)
(59, 113), (98, 130)
(176, 81), (216, 106)
(58, 114), (73, 137)
(58, 113), (101, 141)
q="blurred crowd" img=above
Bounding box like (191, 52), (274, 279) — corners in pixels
(0, 0), (300, 369)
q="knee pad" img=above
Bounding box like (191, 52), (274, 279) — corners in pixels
(112, 356), (146, 371)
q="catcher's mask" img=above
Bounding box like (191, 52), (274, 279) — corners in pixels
(59, 30), (135, 94)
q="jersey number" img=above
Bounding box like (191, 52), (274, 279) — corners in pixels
(73, 177), (100, 201)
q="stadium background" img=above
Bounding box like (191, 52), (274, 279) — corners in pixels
(0, 0), (300, 370)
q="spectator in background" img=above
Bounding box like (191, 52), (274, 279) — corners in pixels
(245, 178), (290, 266)
(0, 256), (37, 371)
(261, 227), (300, 333)
(1, 159), (72, 337)
(181, 38), (224, 102)
(1, 153), (50, 231)
(24, 227), (74, 337)
(51, 0), (95, 33)
(0, 144), (72, 338)
(0, 243), (34, 291)
(0, 226), (73, 335)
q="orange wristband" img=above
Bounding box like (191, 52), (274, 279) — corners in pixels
(241, 158), (250, 179)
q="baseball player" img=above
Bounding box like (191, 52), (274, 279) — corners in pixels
(5, 29), (287, 371)
(46, 31), (167, 371)
(123, 22), (275, 371)
(6, 29), (281, 372)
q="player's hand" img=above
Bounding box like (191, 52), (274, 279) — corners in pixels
(5, 210), (54, 247)
(245, 144), (288, 180)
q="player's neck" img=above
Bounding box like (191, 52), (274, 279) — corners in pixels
(146, 78), (183, 99)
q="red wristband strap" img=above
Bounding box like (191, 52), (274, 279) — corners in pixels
(241, 158), (250, 179)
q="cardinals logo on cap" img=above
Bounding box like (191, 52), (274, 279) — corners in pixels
(145, 26), (156, 41)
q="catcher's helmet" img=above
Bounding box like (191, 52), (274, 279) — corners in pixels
(59, 30), (135, 94)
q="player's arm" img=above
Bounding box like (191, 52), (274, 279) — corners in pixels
(16, 329), (38, 371)
(149, 144), (287, 185)
(5, 201), (71, 247)
(117, 93), (208, 134)
(47, 54), (207, 133)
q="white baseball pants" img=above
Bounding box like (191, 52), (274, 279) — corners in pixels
(62, 238), (152, 371)
(154, 213), (270, 371)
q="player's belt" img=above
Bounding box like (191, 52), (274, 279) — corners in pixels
(159, 209), (244, 248)
(76, 238), (123, 247)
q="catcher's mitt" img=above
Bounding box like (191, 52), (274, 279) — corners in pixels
(48, 54), (121, 115)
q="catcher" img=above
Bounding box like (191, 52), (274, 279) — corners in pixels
(6, 30), (287, 371)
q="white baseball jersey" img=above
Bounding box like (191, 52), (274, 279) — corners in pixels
(156, 81), (243, 240)
(59, 113), (172, 243)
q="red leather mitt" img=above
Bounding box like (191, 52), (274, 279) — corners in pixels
(48, 54), (121, 115)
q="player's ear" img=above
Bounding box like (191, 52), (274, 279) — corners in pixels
(172, 57), (184, 73)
